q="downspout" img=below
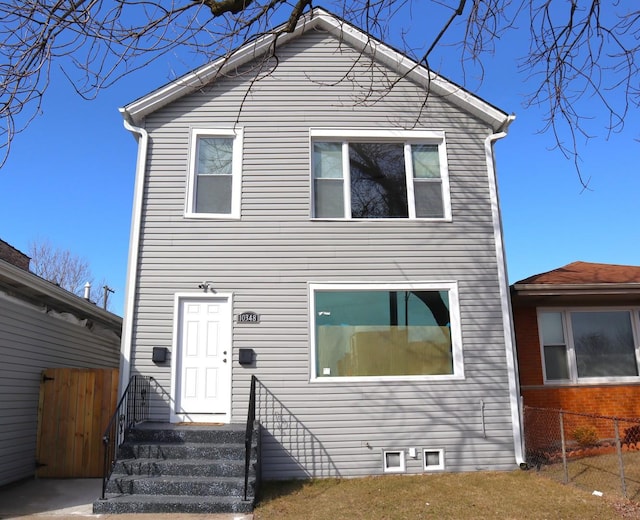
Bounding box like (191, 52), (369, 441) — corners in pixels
(485, 114), (525, 466)
(117, 108), (148, 397)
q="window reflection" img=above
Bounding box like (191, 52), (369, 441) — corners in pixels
(315, 290), (453, 377)
(349, 143), (408, 218)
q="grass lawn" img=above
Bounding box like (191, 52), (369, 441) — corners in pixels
(254, 470), (640, 519)
(540, 450), (640, 503)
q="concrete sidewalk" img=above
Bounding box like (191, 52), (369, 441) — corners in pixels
(0, 478), (253, 520)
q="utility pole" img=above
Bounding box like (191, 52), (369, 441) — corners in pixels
(103, 285), (114, 310)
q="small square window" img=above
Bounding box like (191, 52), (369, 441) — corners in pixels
(383, 450), (406, 473)
(423, 449), (445, 471)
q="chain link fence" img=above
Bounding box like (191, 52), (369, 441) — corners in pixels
(524, 406), (640, 502)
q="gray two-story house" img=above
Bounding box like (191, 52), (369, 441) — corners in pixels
(118, 7), (523, 480)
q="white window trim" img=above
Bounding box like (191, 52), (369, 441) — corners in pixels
(383, 450), (406, 473)
(185, 128), (243, 219)
(309, 128), (451, 221)
(423, 448), (445, 471)
(309, 281), (465, 383)
(538, 307), (640, 385)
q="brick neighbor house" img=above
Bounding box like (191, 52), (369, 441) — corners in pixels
(512, 261), (640, 419)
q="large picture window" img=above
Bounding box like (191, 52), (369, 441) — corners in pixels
(311, 130), (450, 220)
(539, 309), (640, 383)
(186, 129), (243, 218)
(310, 283), (463, 381)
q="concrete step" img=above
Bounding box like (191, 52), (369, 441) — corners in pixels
(128, 423), (246, 444)
(94, 421), (260, 515)
(106, 475), (252, 497)
(118, 441), (246, 460)
(114, 457), (250, 477)
(93, 494), (253, 514)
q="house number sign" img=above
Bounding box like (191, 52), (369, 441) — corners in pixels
(238, 311), (260, 324)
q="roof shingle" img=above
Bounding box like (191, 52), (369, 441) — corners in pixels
(515, 261), (640, 285)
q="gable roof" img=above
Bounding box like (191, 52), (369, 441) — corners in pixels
(511, 261), (640, 304)
(121, 7), (510, 130)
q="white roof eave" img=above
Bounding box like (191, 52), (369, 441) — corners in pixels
(0, 260), (123, 328)
(121, 8), (509, 130)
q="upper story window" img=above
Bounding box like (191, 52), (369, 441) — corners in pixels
(186, 128), (243, 219)
(310, 129), (450, 220)
(310, 282), (464, 382)
(539, 309), (640, 384)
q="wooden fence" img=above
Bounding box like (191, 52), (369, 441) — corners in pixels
(36, 368), (119, 478)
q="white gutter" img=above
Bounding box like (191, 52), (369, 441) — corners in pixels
(117, 109), (149, 396)
(485, 114), (525, 466)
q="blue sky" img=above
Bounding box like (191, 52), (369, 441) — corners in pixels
(1, 4), (638, 317)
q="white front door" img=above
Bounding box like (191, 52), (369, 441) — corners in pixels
(172, 296), (232, 423)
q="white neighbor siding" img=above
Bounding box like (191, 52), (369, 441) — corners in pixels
(0, 293), (120, 486)
(126, 28), (519, 478)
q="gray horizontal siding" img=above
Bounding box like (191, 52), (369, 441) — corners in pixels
(0, 296), (120, 486)
(129, 30), (517, 477)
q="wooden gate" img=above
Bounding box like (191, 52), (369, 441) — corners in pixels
(36, 368), (119, 478)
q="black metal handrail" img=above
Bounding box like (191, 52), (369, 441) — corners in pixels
(100, 375), (153, 500)
(244, 374), (257, 501)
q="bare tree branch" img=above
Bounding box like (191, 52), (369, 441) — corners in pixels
(0, 0), (637, 181)
(28, 239), (111, 309)
(513, 1), (639, 187)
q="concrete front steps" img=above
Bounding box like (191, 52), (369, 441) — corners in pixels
(93, 422), (260, 514)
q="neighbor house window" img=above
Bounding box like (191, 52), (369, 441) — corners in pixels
(186, 128), (243, 218)
(539, 309), (640, 383)
(310, 129), (450, 220)
(310, 282), (463, 381)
